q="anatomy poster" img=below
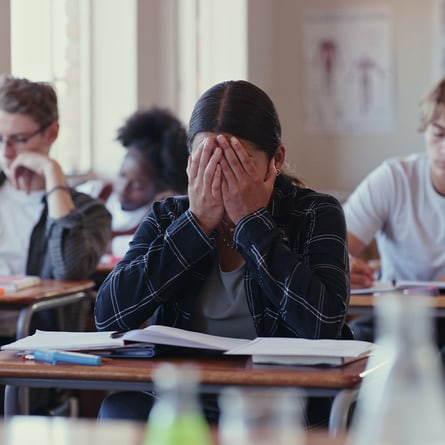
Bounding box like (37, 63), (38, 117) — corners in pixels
(303, 7), (394, 135)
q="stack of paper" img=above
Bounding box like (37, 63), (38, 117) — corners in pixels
(351, 280), (445, 295)
(0, 275), (41, 292)
(1, 325), (375, 367)
(225, 337), (375, 366)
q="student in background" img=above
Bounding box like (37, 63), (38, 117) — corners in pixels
(0, 74), (111, 298)
(0, 74), (111, 412)
(95, 80), (350, 426)
(344, 76), (445, 343)
(78, 108), (189, 259)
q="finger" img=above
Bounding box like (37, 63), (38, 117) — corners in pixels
(264, 157), (277, 187)
(203, 145), (222, 191)
(186, 155), (193, 179)
(350, 271), (373, 288)
(216, 135), (244, 179)
(219, 151), (237, 185)
(211, 163), (223, 201)
(229, 136), (258, 177)
(187, 138), (206, 180)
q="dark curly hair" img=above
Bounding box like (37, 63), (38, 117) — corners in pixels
(116, 107), (188, 193)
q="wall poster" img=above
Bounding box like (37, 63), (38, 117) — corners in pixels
(302, 7), (394, 135)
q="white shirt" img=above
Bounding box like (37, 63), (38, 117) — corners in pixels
(343, 153), (445, 281)
(0, 182), (44, 275)
(77, 181), (150, 257)
(0, 182), (44, 335)
(106, 192), (150, 257)
(106, 192), (150, 233)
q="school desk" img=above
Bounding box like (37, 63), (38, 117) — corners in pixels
(0, 350), (384, 435)
(91, 259), (118, 288)
(349, 294), (445, 317)
(0, 416), (348, 445)
(0, 279), (95, 339)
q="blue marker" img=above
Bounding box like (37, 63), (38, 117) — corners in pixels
(24, 349), (102, 366)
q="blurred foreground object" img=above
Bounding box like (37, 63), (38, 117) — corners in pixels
(348, 292), (445, 445)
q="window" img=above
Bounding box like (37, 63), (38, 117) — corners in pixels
(10, 0), (91, 175)
(177, 0), (247, 122)
(10, 0), (247, 176)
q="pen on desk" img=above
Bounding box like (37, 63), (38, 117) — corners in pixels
(23, 349), (102, 366)
(110, 330), (130, 339)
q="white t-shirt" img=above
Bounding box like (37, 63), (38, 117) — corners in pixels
(343, 153), (445, 281)
(0, 182), (44, 275)
(105, 192), (151, 257)
(76, 180), (150, 257)
(0, 182), (44, 335)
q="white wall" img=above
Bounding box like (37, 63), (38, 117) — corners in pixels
(246, 0), (433, 197)
(130, 0), (435, 198)
(1, 0), (438, 197)
(91, 0), (179, 181)
(0, 0), (10, 73)
(89, 0), (138, 180)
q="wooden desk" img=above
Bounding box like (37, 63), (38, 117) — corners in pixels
(91, 262), (116, 289)
(349, 294), (445, 317)
(95, 262), (115, 276)
(0, 351), (382, 435)
(0, 416), (348, 445)
(0, 279), (95, 339)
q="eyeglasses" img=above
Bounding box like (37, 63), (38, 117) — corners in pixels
(0, 122), (51, 150)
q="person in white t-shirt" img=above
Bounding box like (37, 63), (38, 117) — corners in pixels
(78, 108), (189, 258)
(343, 76), (445, 342)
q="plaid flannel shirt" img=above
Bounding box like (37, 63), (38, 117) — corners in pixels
(95, 176), (350, 339)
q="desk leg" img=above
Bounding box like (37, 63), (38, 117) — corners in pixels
(328, 388), (359, 436)
(16, 306), (34, 340)
(15, 291), (90, 339)
(4, 385), (20, 416)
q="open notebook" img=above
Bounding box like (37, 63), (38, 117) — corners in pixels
(1, 325), (375, 366)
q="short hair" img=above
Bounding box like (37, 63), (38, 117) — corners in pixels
(419, 77), (445, 132)
(0, 74), (58, 126)
(116, 107), (188, 193)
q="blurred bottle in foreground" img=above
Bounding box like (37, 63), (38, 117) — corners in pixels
(144, 363), (212, 445)
(218, 387), (305, 445)
(348, 292), (445, 445)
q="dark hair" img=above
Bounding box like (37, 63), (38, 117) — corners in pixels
(188, 80), (281, 156)
(116, 107), (188, 193)
(188, 80), (303, 185)
(0, 74), (58, 126)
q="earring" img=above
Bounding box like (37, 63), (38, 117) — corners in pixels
(276, 168), (281, 176)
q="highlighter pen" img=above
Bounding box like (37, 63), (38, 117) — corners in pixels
(24, 349), (102, 366)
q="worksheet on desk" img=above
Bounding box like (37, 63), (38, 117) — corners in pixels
(351, 280), (445, 295)
(1, 330), (123, 351)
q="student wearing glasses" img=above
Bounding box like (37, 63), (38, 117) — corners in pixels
(0, 74), (111, 339)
